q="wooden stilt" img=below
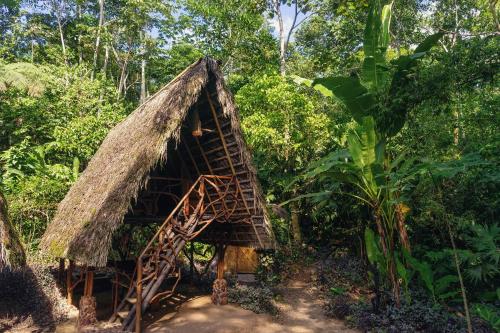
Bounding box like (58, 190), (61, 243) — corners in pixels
(112, 271), (119, 312)
(67, 260), (74, 305)
(212, 244), (228, 305)
(84, 270), (94, 297)
(58, 258), (65, 284)
(217, 244), (226, 279)
(78, 268), (97, 329)
(136, 259), (143, 333)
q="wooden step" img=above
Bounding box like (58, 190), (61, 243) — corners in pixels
(200, 131), (234, 146)
(126, 297), (137, 304)
(117, 310), (129, 319)
(203, 141), (238, 155)
(211, 163), (244, 172)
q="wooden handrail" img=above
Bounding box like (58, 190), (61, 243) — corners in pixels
(129, 174), (239, 332)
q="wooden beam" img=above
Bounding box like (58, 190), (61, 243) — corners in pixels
(194, 136), (214, 174)
(216, 244), (226, 279)
(84, 270), (94, 297)
(205, 90), (263, 248)
(67, 260), (74, 305)
(136, 259), (142, 333)
(58, 258), (65, 284)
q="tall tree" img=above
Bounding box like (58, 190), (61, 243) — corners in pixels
(180, 0), (278, 76)
(91, 0), (105, 79)
(268, 0), (317, 75)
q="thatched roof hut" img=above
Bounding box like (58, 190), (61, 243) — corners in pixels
(0, 191), (26, 270)
(41, 57), (274, 268)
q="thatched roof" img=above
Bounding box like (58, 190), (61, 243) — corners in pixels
(41, 57), (274, 267)
(0, 191), (26, 270)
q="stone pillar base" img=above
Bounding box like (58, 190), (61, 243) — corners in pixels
(77, 295), (97, 331)
(211, 278), (228, 305)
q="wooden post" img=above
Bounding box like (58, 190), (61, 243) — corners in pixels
(79, 268), (97, 329)
(84, 270), (94, 297)
(217, 244), (225, 279)
(58, 258), (65, 284)
(67, 260), (74, 305)
(113, 271), (119, 312)
(136, 258), (142, 333)
(212, 244), (228, 305)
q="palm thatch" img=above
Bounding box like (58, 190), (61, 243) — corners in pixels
(0, 191), (26, 270)
(41, 57), (274, 267)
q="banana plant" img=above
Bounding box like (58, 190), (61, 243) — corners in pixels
(294, 1), (443, 138)
(302, 115), (417, 303)
(292, 0), (443, 305)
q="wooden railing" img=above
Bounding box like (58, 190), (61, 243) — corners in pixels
(112, 175), (240, 332)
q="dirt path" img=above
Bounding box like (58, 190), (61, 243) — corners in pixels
(273, 267), (357, 333)
(146, 267), (358, 333)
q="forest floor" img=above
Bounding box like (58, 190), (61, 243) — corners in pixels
(50, 263), (359, 333)
(144, 266), (358, 333)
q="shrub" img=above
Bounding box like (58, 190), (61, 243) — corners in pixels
(345, 294), (496, 333)
(324, 294), (353, 319)
(228, 284), (278, 315)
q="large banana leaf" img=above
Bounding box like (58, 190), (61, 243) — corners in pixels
(392, 32), (445, 77)
(361, 0), (393, 92)
(348, 117), (378, 170)
(347, 116), (384, 193)
(414, 32), (445, 53)
(312, 76), (376, 123)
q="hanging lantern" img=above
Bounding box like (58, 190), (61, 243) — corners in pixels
(191, 109), (202, 137)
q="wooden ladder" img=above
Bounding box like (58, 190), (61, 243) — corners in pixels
(109, 175), (238, 332)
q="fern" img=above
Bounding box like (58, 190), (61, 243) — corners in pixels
(0, 62), (52, 96)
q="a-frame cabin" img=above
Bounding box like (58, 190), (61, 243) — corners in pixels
(41, 57), (274, 332)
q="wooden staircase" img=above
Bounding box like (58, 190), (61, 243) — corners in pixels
(109, 175), (238, 332)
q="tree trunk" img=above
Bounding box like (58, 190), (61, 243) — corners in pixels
(31, 40), (35, 63)
(56, 14), (67, 66)
(140, 31), (147, 104)
(290, 202), (302, 245)
(98, 43), (109, 115)
(102, 44), (109, 77)
(489, 0), (500, 31)
(92, 0), (105, 80)
(117, 57), (129, 99)
(395, 203), (410, 252)
(77, 4), (82, 65)
(274, 0), (286, 76)
(446, 219), (473, 333)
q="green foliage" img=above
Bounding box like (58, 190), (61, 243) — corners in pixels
(472, 303), (500, 332)
(404, 251), (448, 302)
(0, 1), (498, 330)
(0, 62), (53, 96)
(236, 74), (334, 201)
(227, 284), (278, 315)
(180, 0), (278, 76)
(365, 228), (384, 272)
(0, 62), (127, 249)
(423, 223), (500, 302)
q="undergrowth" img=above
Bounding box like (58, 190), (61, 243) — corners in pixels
(227, 284), (278, 315)
(319, 251), (497, 333)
